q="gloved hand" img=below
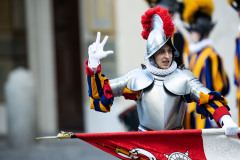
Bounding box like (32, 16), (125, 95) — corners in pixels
(88, 32), (114, 70)
(219, 115), (239, 135)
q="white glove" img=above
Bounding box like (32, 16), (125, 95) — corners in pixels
(219, 115), (239, 135)
(88, 32), (114, 70)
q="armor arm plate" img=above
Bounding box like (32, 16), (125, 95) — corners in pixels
(188, 78), (211, 102)
(109, 75), (129, 97)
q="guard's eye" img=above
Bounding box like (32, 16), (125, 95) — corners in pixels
(160, 50), (166, 54)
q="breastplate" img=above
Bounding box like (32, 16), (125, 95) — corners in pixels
(137, 78), (186, 130)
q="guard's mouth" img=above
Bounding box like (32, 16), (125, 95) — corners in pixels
(162, 60), (170, 65)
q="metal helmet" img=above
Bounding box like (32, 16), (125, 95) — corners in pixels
(228, 0), (240, 11)
(157, 0), (179, 14)
(145, 0), (162, 8)
(188, 13), (214, 36)
(145, 0), (179, 14)
(141, 6), (179, 60)
(145, 14), (179, 60)
(182, 0), (214, 36)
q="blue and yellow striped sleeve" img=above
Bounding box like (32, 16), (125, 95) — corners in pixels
(196, 91), (231, 127)
(85, 60), (114, 112)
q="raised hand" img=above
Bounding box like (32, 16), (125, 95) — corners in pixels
(88, 32), (114, 69)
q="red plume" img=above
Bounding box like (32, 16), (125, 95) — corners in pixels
(141, 6), (175, 40)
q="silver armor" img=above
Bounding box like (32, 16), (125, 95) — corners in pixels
(109, 67), (210, 131)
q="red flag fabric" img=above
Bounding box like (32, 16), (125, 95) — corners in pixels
(73, 129), (240, 160)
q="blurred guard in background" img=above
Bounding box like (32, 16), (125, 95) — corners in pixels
(228, 0), (240, 126)
(182, 0), (230, 129)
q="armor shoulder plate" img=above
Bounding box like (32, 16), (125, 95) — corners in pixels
(163, 68), (197, 95)
(127, 68), (154, 91)
(109, 68), (154, 96)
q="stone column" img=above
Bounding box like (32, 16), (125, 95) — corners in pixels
(24, 0), (58, 135)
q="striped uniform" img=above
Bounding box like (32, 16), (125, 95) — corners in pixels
(185, 46), (229, 129)
(235, 35), (240, 126)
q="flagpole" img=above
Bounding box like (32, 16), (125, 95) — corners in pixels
(36, 131), (76, 140)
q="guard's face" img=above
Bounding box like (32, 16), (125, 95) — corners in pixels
(153, 44), (173, 69)
(190, 31), (201, 43)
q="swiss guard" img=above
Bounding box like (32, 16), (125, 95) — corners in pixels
(182, 0), (231, 130)
(85, 6), (238, 135)
(228, 0), (240, 126)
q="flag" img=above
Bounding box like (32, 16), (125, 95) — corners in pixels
(73, 129), (240, 160)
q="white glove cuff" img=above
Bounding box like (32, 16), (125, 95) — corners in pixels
(88, 59), (100, 70)
(219, 115), (232, 127)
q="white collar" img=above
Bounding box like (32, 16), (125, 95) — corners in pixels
(146, 61), (177, 76)
(189, 38), (213, 54)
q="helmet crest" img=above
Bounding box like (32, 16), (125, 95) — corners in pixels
(141, 6), (175, 40)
